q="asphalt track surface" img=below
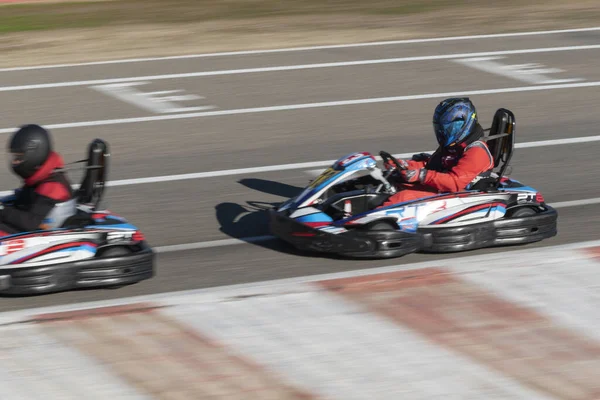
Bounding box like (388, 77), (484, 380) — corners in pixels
(1, 27), (600, 310)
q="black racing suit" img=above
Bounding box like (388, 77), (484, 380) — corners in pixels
(0, 151), (73, 235)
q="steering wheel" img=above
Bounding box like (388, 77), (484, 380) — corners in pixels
(379, 151), (406, 172)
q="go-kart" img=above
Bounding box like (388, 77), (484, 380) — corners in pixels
(0, 139), (154, 295)
(269, 108), (558, 259)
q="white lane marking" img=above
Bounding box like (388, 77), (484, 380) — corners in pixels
(454, 56), (583, 84)
(91, 82), (215, 114)
(52, 133), (600, 185)
(3, 44), (600, 92)
(0, 134), (598, 195)
(515, 135), (600, 148)
(306, 169), (329, 177)
(149, 196), (600, 254)
(4, 79), (600, 134)
(547, 197), (600, 208)
(0, 151), (413, 198)
(2, 26), (600, 72)
(3, 238), (600, 323)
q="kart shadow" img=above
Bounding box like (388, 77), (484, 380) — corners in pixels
(215, 201), (308, 256)
(215, 178), (335, 258)
(237, 178), (302, 198)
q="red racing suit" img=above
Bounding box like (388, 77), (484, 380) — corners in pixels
(0, 151), (73, 235)
(380, 140), (494, 207)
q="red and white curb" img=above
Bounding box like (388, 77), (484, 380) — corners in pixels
(2, 240), (600, 399)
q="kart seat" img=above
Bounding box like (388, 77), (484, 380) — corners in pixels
(486, 108), (515, 174)
(60, 208), (95, 228)
(60, 139), (110, 229)
(469, 108), (516, 191)
(40, 198), (78, 229)
(74, 138), (110, 209)
(366, 193), (392, 209)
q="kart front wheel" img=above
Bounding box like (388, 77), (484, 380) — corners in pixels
(95, 246), (136, 290)
(366, 221), (398, 231)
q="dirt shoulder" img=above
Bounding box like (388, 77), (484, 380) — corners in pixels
(1, 0), (599, 68)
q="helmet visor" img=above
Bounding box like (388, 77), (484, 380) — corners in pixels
(433, 122), (445, 142)
(9, 152), (25, 165)
(434, 120), (466, 147)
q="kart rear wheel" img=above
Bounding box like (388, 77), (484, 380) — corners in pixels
(96, 246), (135, 290)
(97, 246), (132, 258)
(506, 206), (537, 218)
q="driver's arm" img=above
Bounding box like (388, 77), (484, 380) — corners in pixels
(387, 154), (430, 170)
(421, 143), (493, 192)
(0, 196), (57, 232)
(0, 194), (16, 203)
(0, 182), (70, 232)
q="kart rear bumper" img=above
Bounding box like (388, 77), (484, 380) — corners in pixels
(419, 204), (558, 252)
(0, 245), (155, 296)
(269, 210), (421, 259)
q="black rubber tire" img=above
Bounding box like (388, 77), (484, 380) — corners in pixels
(506, 206), (538, 218)
(97, 246), (132, 258)
(95, 246), (135, 289)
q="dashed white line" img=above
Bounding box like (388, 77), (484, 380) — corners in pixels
(91, 82), (214, 114)
(546, 197), (600, 208)
(453, 56), (582, 84)
(2, 26), (600, 72)
(4, 80), (600, 135)
(58, 134), (600, 186)
(0, 134), (596, 196)
(515, 136), (600, 148)
(3, 44), (600, 92)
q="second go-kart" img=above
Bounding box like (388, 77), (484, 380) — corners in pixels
(0, 139), (155, 295)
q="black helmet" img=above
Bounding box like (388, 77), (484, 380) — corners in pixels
(8, 124), (52, 178)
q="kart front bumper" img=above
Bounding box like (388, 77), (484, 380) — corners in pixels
(0, 245), (155, 296)
(269, 210), (421, 259)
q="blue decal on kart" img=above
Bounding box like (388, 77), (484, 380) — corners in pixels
(296, 212), (334, 224)
(398, 217), (418, 233)
(385, 208), (405, 218)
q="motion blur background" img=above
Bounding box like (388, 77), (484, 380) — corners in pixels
(1, 0), (599, 304)
(1, 1), (600, 398)
(2, 0), (600, 66)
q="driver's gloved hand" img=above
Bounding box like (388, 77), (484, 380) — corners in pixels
(399, 168), (427, 183)
(384, 159), (409, 171)
(412, 153), (431, 162)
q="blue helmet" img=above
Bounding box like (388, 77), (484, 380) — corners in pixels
(432, 98), (479, 149)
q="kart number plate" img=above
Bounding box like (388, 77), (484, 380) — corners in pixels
(0, 239), (26, 256)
